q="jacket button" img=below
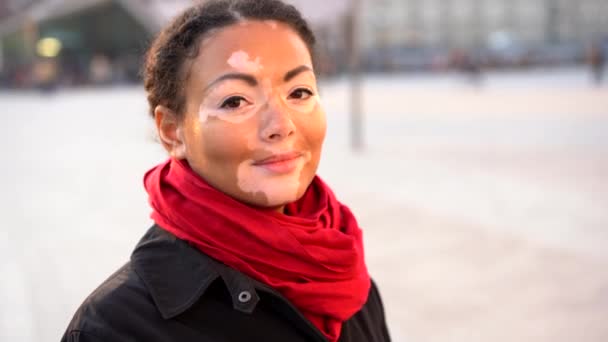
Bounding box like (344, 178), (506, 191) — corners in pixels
(238, 291), (252, 303)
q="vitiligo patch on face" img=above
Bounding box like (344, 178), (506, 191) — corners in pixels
(265, 20), (278, 29)
(198, 74), (320, 125)
(237, 19), (278, 29)
(227, 50), (263, 74)
(236, 151), (312, 206)
(258, 77), (320, 116)
(198, 81), (259, 124)
(200, 104), (260, 124)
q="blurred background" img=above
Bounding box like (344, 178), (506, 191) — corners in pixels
(1, 0), (607, 341)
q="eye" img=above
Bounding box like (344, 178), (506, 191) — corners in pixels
(220, 96), (248, 109)
(289, 88), (314, 100)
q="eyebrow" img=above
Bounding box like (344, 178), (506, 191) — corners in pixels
(203, 73), (257, 94)
(204, 65), (314, 93)
(284, 65), (313, 82)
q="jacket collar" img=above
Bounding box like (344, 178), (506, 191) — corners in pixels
(131, 224), (260, 319)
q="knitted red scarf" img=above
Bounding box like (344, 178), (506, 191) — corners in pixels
(143, 158), (370, 341)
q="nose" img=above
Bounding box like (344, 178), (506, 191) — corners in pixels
(259, 100), (296, 142)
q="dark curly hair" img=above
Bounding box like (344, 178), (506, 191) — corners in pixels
(142, 0), (316, 119)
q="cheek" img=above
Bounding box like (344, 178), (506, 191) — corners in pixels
(199, 96), (262, 124)
(299, 103), (327, 151)
(198, 121), (255, 163)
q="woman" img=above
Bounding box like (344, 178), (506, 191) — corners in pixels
(62, 0), (391, 341)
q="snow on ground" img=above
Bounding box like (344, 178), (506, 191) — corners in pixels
(1, 67), (607, 341)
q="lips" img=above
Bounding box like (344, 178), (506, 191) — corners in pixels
(252, 151), (304, 173)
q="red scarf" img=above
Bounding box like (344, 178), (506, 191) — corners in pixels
(144, 158), (370, 341)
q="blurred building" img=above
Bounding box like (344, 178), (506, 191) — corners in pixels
(0, 0), (192, 87)
(360, 0), (608, 70)
(0, 0), (349, 87)
(363, 0), (608, 48)
(1, 0), (607, 86)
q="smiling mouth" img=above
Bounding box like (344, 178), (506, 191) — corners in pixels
(252, 152), (304, 174)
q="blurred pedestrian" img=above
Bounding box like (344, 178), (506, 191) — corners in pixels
(588, 42), (605, 85)
(462, 51), (483, 86)
(452, 48), (483, 86)
(32, 57), (59, 92)
(89, 54), (112, 85)
(61, 1), (391, 341)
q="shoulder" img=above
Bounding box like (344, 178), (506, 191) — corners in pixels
(340, 279), (392, 342)
(61, 262), (161, 341)
(367, 279), (388, 316)
(61, 225), (226, 341)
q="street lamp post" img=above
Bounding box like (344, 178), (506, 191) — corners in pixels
(348, 0), (363, 151)
(545, 0), (560, 44)
(0, 39), (3, 74)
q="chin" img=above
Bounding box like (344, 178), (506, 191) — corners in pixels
(242, 186), (306, 210)
(261, 191), (302, 207)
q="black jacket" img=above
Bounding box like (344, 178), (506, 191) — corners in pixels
(62, 225), (391, 341)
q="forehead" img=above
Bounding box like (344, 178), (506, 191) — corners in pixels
(190, 20), (312, 79)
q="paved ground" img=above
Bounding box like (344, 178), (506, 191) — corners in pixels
(1, 67), (607, 341)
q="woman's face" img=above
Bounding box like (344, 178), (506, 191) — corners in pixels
(169, 20), (326, 212)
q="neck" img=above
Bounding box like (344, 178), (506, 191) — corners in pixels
(273, 205), (286, 214)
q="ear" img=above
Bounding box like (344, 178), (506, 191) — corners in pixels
(154, 105), (186, 158)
